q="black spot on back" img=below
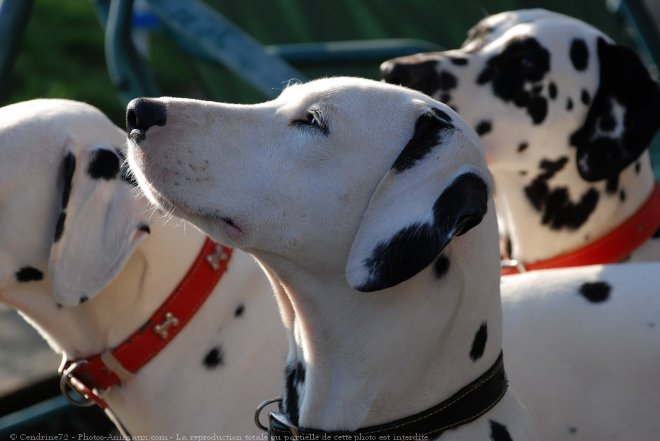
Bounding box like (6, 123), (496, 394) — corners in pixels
(437, 71), (458, 91)
(434, 255), (450, 279)
(16, 267), (44, 282)
(203, 345), (225, 369)
(581, 89), (591, 105)
(284, 361), (306, 426)
(470, 322), (488, 361)
(381, 59), (441, 97)
(579, 281), (611, 303)
(88, 149), (120, 180)
(517, 142), (529, 153)
(489, 420), (513, 441)
(570, 39), (589, 71)
(476, 120), (492, 136)
(566, 97), (574, 111)
(234, 304), (245, 317)
(392, 108), (454, 172)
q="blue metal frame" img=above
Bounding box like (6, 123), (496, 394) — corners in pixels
(0, 0), (34, 100)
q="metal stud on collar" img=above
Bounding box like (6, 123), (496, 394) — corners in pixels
(206, 244), (229, 270)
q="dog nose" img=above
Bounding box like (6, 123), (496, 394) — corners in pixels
(126, 98), (167, 134)
(380, 60), (410, 85)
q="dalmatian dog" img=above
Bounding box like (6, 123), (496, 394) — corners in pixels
(126, 77), (660, 440)
(0, 99), (287, 436)
(381, 9), (660, 268)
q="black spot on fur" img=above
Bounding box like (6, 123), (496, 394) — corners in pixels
(470, 322), (488, 361)
(548, 82), (558, 100)
(449, 56), (469, 66)
(490, 420), (513, 441)
(581, 89), (591, 105)
(54, 212), (66, 243)
(517, 142), (529, 153)
(88, 149), (120, 180)
(570, 39), (589, 71)
(440, 93), (451, 103)
(476, 120), (492, 136)
(569, 427), (578, 434)
(437, 71), (457, 91)
(579, 281), (611, 303)
(80, 296), (89, 304)
(566, 97), (574, 111)
(234, 304), (244, 317)
(61, 152), (76, 210)
(381, 59), (441, 97)
(434, 255), (450, 279)
(392, 108), (454, 172)
(524, 157), (599, 230)
(358, 174), (488, 292)
(284, 361), (306, 426)
(476, 37), (551, 124)
(203, 346), (225, 369)
(16, 267), (44, 282)
(605, 175), (619, 195)
(619, 189), (626, 202)
(570, 38), (660, 181)
(518, 170), (527, 176)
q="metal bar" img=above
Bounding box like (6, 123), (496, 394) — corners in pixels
(142, 0), (304, 98)
(0, 0), (34, 102)
(104, 0), (160, 105)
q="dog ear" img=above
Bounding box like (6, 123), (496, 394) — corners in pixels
(571, 37), (660, 181)
(346, 108), (490, 292)
(49, 146), (149, 306)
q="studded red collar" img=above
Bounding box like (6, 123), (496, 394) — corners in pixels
(59, 238), (232, 408)
(502, 183), (660, 275)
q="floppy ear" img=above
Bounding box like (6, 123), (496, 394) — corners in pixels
(346, 108), (490, 292)
(49, 146), (149, 306)
(571, 37), (660, 181)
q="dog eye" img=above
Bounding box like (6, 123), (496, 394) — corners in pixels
(292, 110), (328, 135)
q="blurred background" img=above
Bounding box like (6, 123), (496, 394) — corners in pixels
(0, 0), (658, 436)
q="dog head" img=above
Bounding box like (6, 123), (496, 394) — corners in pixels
(127, 77), (495, 292)
(381, 9), (660, 183)
(0, 99), (151, 309)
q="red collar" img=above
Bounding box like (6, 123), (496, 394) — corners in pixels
(59, 238), (232, 408)
(502, 183), (660, 276)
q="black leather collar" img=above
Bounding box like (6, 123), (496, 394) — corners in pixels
(264, 352), (507, 440)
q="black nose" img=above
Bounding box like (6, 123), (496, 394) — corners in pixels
(126, 98), (167, 136)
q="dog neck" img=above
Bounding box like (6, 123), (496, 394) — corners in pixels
(493, 151), (657, 264)
(259, 209), (504, 432)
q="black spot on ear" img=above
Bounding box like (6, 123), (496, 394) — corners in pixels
(517, 142), (529, 153)
(476, 120), (492, 136)
(392, 108), (454, 172)
(54, 212), (66, 243)
(79, 296), (89, 304)
(203, 345), (225, 369)
(88, 149), (120, 180)
(434, 255), (450, 279)
(581, 89), (591, 105)
(449, 56), (469, 66)
(570, 38), (660, 182)
(234, 304), (244, 317)
(358, 173), (488, 292)
(489, 420), (513, 441)
(16, 267), (44, 282)
(548, 82), (558, 100)
(579, 281), (611, 303)
(61, 152), (76, 210)
(284, 361), (306, 426)
(470, 322), (488, 361)
(570, 39), (589, 71)
(524, 157), (599, 230)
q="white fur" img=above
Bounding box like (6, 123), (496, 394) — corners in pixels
(0, 99), (287, 436)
